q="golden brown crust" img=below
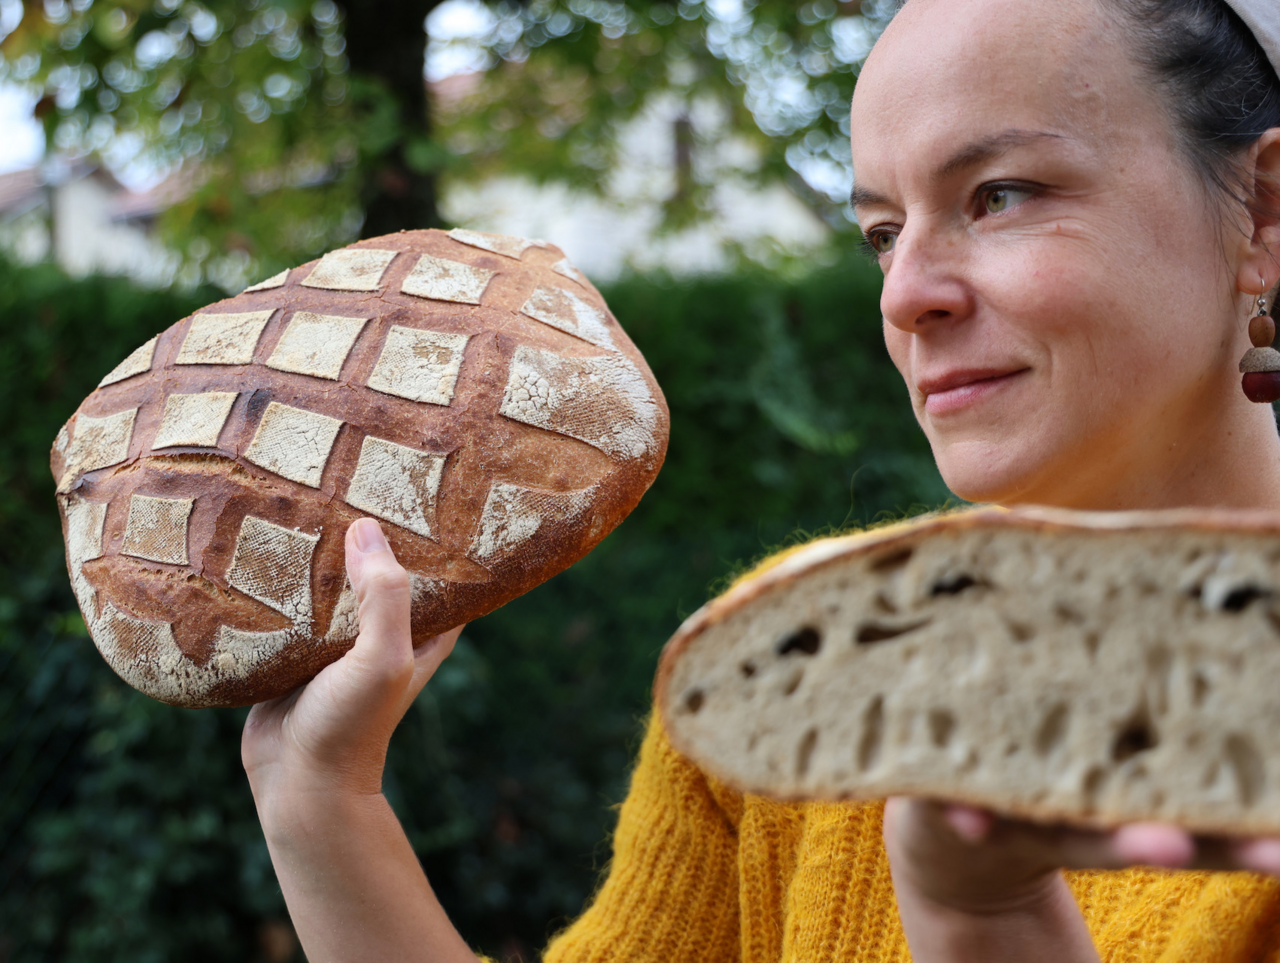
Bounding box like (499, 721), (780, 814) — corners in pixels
(55, 229), (668, 707)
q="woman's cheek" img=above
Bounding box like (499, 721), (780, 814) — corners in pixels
(882, 322), (915, 392)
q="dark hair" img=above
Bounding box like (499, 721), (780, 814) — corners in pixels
(1106, 0), (1280, 212)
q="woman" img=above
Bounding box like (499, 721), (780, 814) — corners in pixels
(241, 0), (1280, 959)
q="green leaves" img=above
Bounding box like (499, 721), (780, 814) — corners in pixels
(3, 0), (364, 281)
(1, 0), (890, 279)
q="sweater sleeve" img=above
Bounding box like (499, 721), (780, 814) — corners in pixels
(542, 713), (743, 963)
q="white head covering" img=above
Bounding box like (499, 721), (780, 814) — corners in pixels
(1224, 0), (1280, 80)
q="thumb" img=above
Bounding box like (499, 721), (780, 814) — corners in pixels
(345, 518), (413, 674)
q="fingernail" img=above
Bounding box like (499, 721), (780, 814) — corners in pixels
(1237, 838), (1280, 873)
(352, 518), (389, 553)
(944, 805), (993, 843)
(1114, 823), (1195, 867)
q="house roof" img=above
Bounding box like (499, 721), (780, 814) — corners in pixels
(0, 164), (194, 222)
(0, 168), (44, 217)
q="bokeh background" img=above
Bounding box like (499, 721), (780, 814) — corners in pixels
(0, 1), (950, 960)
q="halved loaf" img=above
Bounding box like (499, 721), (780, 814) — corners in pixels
(656, 507), (1280, 835)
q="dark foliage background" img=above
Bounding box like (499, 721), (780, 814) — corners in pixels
(0, 248), (947, 962)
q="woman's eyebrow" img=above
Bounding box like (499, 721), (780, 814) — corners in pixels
(936, 128), (1066, 180)
(850, 183), (892, 211)
(850, 128), (1065, 213)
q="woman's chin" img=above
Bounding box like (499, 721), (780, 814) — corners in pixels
(932, 445), (1054, 507)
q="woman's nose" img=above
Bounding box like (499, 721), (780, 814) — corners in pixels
(879, 226), (975, 334)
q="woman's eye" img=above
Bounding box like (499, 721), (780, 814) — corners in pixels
(983, 187), (1034, 215)
(868, 231), (897, 255)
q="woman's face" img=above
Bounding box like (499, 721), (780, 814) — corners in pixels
(851, 0), (1255, 508)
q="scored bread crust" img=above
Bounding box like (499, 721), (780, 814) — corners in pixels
(54, 229), (668, 708)
(657, 506), (1280, 835)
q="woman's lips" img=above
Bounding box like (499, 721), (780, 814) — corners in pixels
(919, 368), (1029, 416)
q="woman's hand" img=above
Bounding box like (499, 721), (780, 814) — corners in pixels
(241, 518), (477, 963)
(884, 796), (1280, 963)
(242, 516), (463, 805)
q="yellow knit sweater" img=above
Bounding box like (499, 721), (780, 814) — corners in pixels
(529, 712), (1280, 962)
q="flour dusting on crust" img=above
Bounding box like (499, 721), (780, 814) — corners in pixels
(401, 254), (496, 304)
(120, 494), (193, 565)
(58, 408), (138, 492)
(225, 515), (320, 622)
(266, 312), (368, 380)
(500, 345), (659, 460)
(469, 482), (596, 563)
(345, 434), (446, 539)
(244, 402), (344, 488)
(302, 248), (397, 291)
(176, 311), (274, 366)
(366, 326), (470, 406)
(99, 336), (158, 387)
(152, 392), (238, 449)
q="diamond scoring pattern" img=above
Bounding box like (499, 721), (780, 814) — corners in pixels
(118, 240), (622, 518)
(89, 235), (650, 703)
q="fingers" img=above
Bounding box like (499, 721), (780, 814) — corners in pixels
(345, 519), (414, 678)
(901, 799), (1186, 866)
(942, 804), (995, 843)
(344, 521), (465, 715)
(924, 802), (1206, 871)
(1232, 838), (1280, 875)
(1111, 823), (1196, 868)
(895, 795), (1280, 890)
(393, 626), (465, 717)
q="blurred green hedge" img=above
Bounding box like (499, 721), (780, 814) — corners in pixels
(0, 250), (948, 962)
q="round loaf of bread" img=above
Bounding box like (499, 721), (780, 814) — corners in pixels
(52, 229), (668, 708)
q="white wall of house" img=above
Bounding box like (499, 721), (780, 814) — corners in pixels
(1, 95), (830, 287)
(442, 93), (831, 280)
(49, 174), (177, 286)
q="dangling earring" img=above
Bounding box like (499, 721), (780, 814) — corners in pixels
(1240, 297), (1280, 403)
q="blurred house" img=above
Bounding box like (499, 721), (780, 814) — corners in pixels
(0, 87), (831, 287)
(0, 164), (180, 286)
(438, 79), (833, 279)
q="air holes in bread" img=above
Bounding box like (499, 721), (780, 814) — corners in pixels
(1226, 734), (1265, 808)
(857, 696), (884, 772)
(1006, 620), (1035, 643)
(1112, 704), (1158, 763)
(1223, 586), (1269, 612)
(869, 546), (913, 573)
(682, 688), (704, 714)
(1192, 670), (1211, 707)
(1054, 603), (1084, 625)
(856, 618), (931, 646)
(739, 660), (757, 679)
(797, 727), (819, 778)
(1200, 578), (1271, 612)
(1082, 766), (1107, 810)
(931, 573), (983, 597)
(1213, 583), (1264, 612)
(928, 708), (955, 749)
(777, 626), (821, 657)
(782, 668), (804, 697)
(1035, 703), (1069, 757)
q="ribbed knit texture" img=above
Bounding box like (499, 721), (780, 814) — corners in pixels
(525, 712), (1280, 962)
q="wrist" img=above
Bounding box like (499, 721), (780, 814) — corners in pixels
(895, 871), (1099, 963)
(251, 774), (388, 840)
(901, 862), (1062, 918)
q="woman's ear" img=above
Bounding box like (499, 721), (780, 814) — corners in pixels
(1240, 128), (1280, 297)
